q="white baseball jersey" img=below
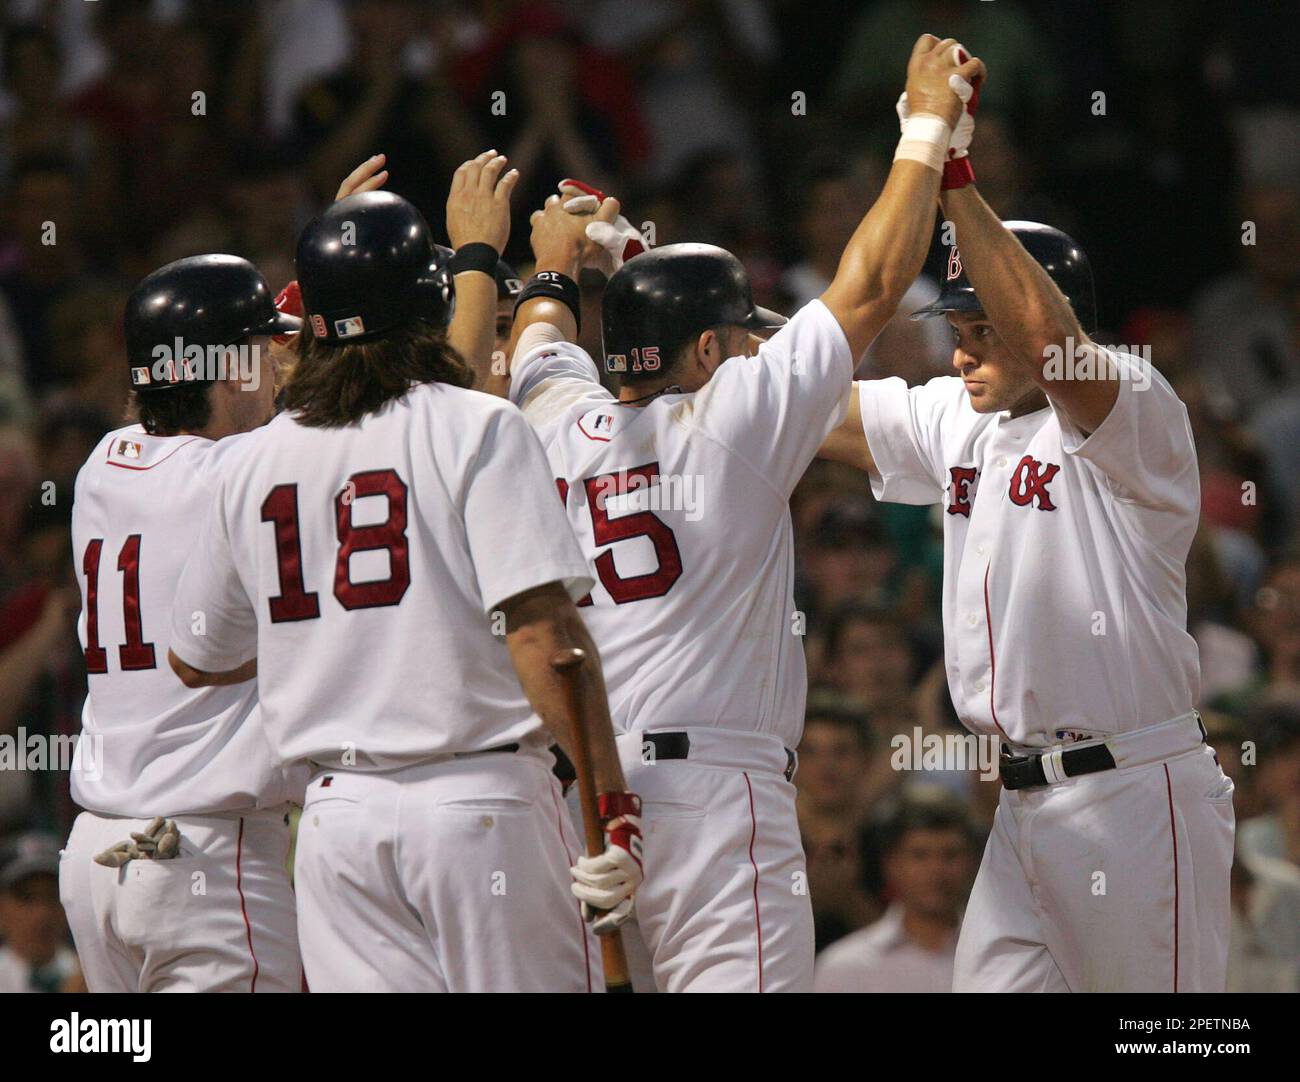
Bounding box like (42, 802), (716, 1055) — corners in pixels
(510, 299), (852, 748)
(70, 427), (299, 816)
(169, 384), (592, 769)
(859, 349), (1200, 745)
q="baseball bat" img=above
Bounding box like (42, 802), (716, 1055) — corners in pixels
(550, 646), (634, 993)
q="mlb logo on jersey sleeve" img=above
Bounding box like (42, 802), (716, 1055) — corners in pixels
(577, 408), (619, 442)
(117, 438), (142, 460)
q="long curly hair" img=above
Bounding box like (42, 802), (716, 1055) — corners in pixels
(283, 321), (473, 428)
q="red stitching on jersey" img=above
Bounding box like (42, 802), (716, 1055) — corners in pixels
(744, 771), (764, 993)
(1164, 763), (1180, 992)
(982, 563), (1009, 740)
(235, 817), (260, 993)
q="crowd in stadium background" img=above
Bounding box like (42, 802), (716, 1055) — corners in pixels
(0, 0), (1297, 993)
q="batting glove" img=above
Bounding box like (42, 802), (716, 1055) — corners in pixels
(895, 44), (983, 190)
(273, 280), (303, 344)
(557, 179), (648, 277)
(571, 791), (644, 935)
(93, 817), (181, 868)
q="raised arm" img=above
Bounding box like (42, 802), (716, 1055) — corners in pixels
(506, 194), (620, 357)
(820, 35), (984, 361)
(444, 151), (519, 392)
(817, 35), (985, 473)
(941, 185), (1115, 432)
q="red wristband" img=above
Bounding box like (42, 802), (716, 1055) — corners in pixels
(597, 792), (642, 822)
(942, 157), (975, 190)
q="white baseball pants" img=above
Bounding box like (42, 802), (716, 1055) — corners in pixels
(293, 751), (594, 992)
(60, 806), (300, 992)
(608, 728), (815, 993)
(954, 719), (1235, 993)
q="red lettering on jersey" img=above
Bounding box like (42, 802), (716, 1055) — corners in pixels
(947, 466), (977, 517)
(1008, 455), (1061, 510)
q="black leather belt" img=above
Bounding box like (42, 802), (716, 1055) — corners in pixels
(1000, 715), (1209, 791)
(643, 731), (798, 782)
(455, 741), (519, 759)
(999, 742), (1116, 790)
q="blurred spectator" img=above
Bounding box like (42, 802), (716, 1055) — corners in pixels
(833, 0), (1059, 138)
(0, 154), (87, 390)
(456, 4), (647, 261)
(1216, 555), (1300, 714)
(814, 787), (978, 992)
(1237, 700), (1300, 869)
(797, 692), (875, 826)
(1227, 848), (1300, 993)
(820, 602), (918, 720)
(294, 0), (480, 236)
(801, 807), (879, 952)
(580, 0), (773, 186)
(0, 25), (88, 183)
(1192, 182), (1300, 423)
(0, 832), (82, 992)
(47, 284), (131, 420)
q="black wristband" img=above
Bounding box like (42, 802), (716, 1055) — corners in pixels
(449, 242), (499, 277)
(515, 271), (581, 333)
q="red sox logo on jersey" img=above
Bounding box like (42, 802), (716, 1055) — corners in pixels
(1008, 455), (1061, 510)
(948, 455), (1062, 515)
(947, 466), (977, 516)
(947, 245), (963, 281)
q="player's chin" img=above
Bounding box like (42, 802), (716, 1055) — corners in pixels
(962, 380), (1001, 413)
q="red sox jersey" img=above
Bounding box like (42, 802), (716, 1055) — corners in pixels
(510, 299), (853, 748)
(859, 349), (1200, 746)
(70, 427), (301, 816)
(169, 384), (592, 769)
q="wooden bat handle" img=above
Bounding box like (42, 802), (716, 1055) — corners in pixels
(550, 647), (634, 993)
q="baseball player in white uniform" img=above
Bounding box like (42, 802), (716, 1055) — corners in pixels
(502, 36), (986, 992)
(60, 255), (305, 993)
(167, 190), (642, 992)
(819, 145), (1235, 988)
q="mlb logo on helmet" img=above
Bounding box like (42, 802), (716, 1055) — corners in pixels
(334, 316), (366, 339)
(131, 367), (151, 386)
(947, 245), (963, 281)
(606, 353), (627, 372)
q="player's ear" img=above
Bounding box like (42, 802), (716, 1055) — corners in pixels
(695, 328), (722, 375)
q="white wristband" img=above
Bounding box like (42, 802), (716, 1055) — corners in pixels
(894, 114), (952, 173)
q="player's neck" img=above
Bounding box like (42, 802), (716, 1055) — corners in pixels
(617, 379), (687, 405)
(1007, 388), (1050, 419)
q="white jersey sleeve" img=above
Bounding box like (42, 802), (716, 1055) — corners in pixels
(510, 328), (608, 426)
(1049, 349), (1198, 511)
(858, 374), (968, 505)
(462, 404), (594, 613)
(688, 298), (852, 497)
(170, 469), (259, 673)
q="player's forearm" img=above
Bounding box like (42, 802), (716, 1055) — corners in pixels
(941, 186), (1082, 372)
(821, 159), (942, 360)
(505, 236), (583, 357)
(503, 587), (627, 793)
(447, 270), (500, 393)
(167, 649), (257, 689)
